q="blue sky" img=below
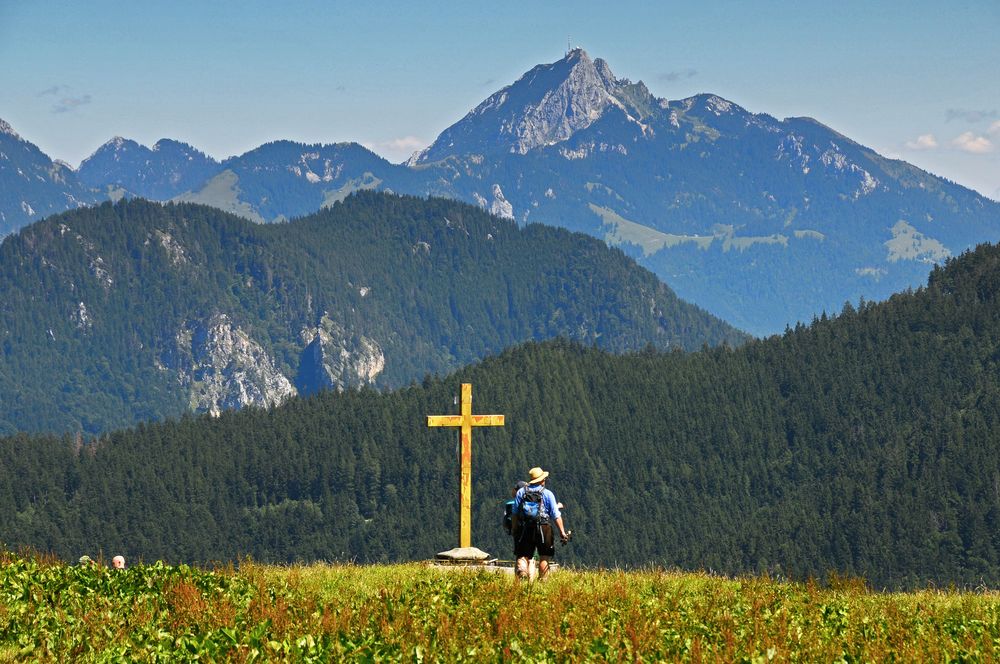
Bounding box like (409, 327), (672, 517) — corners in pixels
(2, 0), (998, 198)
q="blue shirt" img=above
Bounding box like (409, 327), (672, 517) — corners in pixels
(513, 484), (561, 521)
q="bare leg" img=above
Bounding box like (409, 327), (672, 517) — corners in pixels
(515, 556), (531, 581)
(538, 557), (551, 580)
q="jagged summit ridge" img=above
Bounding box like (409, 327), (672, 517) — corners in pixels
(79, 137), (142, 169)
(415, 48), (655, 163)
(504, 49), (623, 154)
(0, 118), (21, 140)
(77, 135), (222, 201)
(80, 136), (211, 168)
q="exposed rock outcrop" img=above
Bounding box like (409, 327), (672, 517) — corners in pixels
(295, 313), (385, 396)
(166, 313), (296, 416)
(414, 48), (654, 163)
(489, 184), (514, 220)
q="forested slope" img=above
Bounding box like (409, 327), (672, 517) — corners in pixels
(0, 193), (741, 434)
(5, 243), (1000, 587)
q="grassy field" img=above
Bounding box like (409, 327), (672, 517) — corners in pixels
(2, 552), (1000, 662)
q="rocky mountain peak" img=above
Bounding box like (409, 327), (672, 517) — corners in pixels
(593, 57), (617, 89)
(0, 118), (21, 140)
(413, 48), (652, 163)
(685, 93), (747, 116)
(108, 136), (133, 150)
(151, 138), (217, 165)
(79, 136), (142, 169)
(153, 138), (196, 153)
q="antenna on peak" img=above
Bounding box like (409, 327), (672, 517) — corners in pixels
(567, 36), (571, 56)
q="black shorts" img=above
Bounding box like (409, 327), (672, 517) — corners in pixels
(513, 523), (555, 558)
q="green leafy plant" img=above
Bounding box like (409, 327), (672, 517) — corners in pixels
(2, 553), (1000, 662)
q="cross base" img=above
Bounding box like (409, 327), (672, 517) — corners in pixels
(435, 546), (492, 562)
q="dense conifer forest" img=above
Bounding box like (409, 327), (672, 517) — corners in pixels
(0, 194), (741, 434)
(4, 242), (1000, 587)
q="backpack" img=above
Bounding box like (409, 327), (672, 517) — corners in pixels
(518, 488), (549, 525)
(503, 500), (516, 534)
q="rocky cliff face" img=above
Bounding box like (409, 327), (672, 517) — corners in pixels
(295, 313), (385, 396)
(413, 48), (653, 163)
(167, 313), (296, 416)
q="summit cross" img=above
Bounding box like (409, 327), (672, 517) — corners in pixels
(427, 383), (505, 549)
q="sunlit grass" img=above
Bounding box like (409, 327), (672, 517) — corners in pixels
(2, 551), (1000, 661)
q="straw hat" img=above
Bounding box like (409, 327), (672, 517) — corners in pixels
(527, 467), (549, 484)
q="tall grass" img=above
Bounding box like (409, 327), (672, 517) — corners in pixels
(2, 551), (999, 661)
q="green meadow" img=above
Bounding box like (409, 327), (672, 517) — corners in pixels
(2, 553), (1000, 662)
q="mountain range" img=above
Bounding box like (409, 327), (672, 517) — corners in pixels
(4, 49), (1000, 334)
(0, 194), (741, 435)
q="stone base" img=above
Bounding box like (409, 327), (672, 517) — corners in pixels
(435, 546), (492, 562)
(427, 558), (560, 579)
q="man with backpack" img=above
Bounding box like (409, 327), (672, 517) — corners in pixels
(510, 466), (570, 581)
(503, 481), (528, 536)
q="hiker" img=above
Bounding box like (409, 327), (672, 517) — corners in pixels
(503, 480), (528, 535)
(511, 466), (570, 581)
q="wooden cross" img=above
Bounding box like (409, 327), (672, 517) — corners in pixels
(427, 383), (505, 548)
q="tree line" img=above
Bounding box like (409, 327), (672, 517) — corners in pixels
(4, 243), (1000, 587)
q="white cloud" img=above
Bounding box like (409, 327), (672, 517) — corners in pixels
(904, 134), (938, 150)
(363, 136), (428, 162)
(951, 131), (994, 154)
(989, 121), (1000, 137)
(378, 136), (426, 152)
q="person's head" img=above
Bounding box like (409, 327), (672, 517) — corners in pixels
(527, 467), (549, 486)
(512, 480), (527, 497)
(112, 555), (126, 570)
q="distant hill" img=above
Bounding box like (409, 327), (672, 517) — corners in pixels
(0, 193), (742, 434)
(77, 136), (423, 224)
(77, 136), (221, 201)
(175, 140), (423, 223)
(4, 238), (1000, 587)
